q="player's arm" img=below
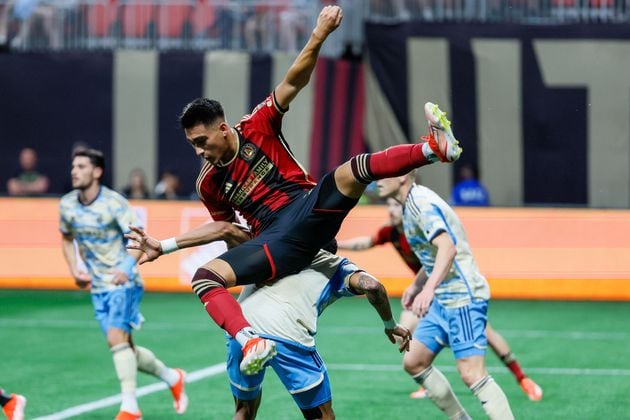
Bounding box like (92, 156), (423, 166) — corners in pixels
(125, 221), (251, 264)
(411, 232), (456, 316)
(401, 267), (428, 310)
(60, 233), (90, 289)
(337, 236), (374, 251)
(348, 271), (411, 352)
(273, 5), (342, 110)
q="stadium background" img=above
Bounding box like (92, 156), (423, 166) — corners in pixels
(1, 0), (630, 418)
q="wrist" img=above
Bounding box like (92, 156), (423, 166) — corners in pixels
(311, 28), (327, 42)
(383, 318), (397, 330)
(160, 237), (179, 254)
(117, 254), (137, 277)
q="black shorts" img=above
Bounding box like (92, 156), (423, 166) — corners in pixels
(218, 173), (358, 285)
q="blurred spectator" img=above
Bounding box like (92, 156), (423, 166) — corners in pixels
(0, 1), (12, 46)
(244, 3), (273, 51)
(278, 0), (310, 52)
(122, 168), (150, 199)
(7, 147), (49, 196)
(154, 170), (181, 200)
(8, 0), (64, 50)
(450, 163), (490, 206)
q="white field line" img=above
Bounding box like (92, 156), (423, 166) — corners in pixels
(327, 364), (630, 376)
(33, 363), (226, 420)
(33, 362), (630, 419)
(2, 318), (629, 341)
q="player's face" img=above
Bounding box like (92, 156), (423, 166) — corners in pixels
(71, 156), (98, 190)
(185, 121), (232, 166)
(376, 177), (400, 198)
(386, 198), (403, 226)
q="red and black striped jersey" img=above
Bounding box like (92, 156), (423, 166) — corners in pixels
(372, 224), (422, 273)
(196, 93), (316, 236)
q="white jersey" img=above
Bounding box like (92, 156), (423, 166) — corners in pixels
(59, 186), (143, 293)
(238, 250), (359, 348)
(403, 184), (490, 307)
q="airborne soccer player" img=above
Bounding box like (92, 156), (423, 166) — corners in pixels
(172, 4), (462, 375)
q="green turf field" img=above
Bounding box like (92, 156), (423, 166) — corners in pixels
(2, 290), (630, 419)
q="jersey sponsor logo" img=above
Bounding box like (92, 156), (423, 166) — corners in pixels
(229, 157), (274, 206)
(240, 143), (257, 161)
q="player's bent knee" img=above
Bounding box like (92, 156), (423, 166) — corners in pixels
(403, 353), (428, 376)
(191, 267), (227, 300)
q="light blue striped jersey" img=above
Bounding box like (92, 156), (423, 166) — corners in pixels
(402, 184), (490, 307)
(237, 251), (359, 347)
(59, 186), (143, 293)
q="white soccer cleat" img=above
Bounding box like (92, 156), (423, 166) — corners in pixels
(239, 337), (277, 375)
(423, 102), (462, 162)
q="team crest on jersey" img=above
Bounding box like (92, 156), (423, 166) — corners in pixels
(240, 143), (257, 161)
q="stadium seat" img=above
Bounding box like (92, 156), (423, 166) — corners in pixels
(122, 1), (156, 38)
(86, 0), (120, 37)
(191, 0), (216, 38)
(157, 1), (193, 38)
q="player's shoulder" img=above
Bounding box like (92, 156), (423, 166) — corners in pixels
(59, 190), (79, 209)
(101, 186), (131, 208)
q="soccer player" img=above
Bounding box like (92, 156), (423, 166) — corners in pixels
(376, 173), (515, 419)
(125, 223), (411, 420)
(0, 388), (25, 420)
(59, 149), (187, 420)
(175, 4), (462, 375)
(338, 198), (543, 401)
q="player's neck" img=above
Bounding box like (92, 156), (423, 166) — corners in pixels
(218, 128), (239, 167)
(396, 183), (412, 205)
(79, 182), (101, 205)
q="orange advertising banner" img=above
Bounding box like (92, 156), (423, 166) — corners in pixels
(1, 197), (629, 300)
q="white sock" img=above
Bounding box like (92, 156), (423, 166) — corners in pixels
(470, 375), (514, 420)
(235, 327), (258, 347)
(111, 343), (139, 413)
(134, 346), (179, 386)
(414, 366), (470, 420)
(121, 392), (139, 413)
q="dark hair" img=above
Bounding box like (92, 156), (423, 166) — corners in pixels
(179, 98), (225, 129)
(73, 148), (105, 171)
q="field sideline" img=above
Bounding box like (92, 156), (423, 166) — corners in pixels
(2, 290), (630, 419)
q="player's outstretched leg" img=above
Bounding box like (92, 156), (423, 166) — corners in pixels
(334, 102), (461, 200)
(191, 265), (277, 375)
(423, 102), (462, 162)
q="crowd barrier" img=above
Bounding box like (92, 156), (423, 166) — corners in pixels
(1, 197), (629, 300)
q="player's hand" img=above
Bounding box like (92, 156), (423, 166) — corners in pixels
(125, 225), (162, 264)
(385, 325), (412, 353)
(73, 270), (91, 289)
(226, 222), (253, 249)
(314, 5), (342, 39)
(411, 286), (435, 317)
(402, 284), (421, 311)
(111, 269), (129, 285)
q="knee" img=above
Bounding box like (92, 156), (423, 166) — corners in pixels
(191, 266), (227, 299)
(107, 328), (128, 348)
(458, 364), (486, 387)
(403, 355), (428, 376)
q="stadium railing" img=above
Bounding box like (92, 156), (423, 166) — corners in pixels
(0, 0), (627, 53)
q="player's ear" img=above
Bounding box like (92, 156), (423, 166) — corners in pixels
(94, 166), (103, 180)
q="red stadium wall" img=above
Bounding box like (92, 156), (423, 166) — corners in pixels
(1, 197), (630, 300)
